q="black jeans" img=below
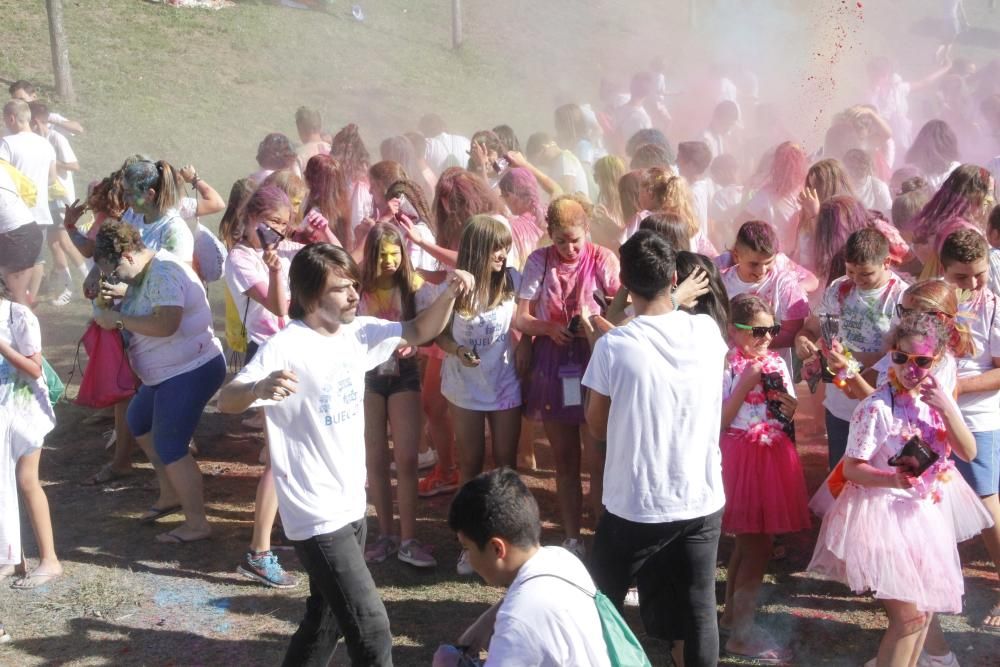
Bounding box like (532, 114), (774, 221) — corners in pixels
(590, 508), (723, 667)
(282, 520), (393, 666)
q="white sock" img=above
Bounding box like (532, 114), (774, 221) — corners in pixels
(61, 266), (72, 288)
(78, 262), (89, 278)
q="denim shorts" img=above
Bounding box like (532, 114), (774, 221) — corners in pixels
(364, 357), (420, 398)
(953, 430), (1000, 496)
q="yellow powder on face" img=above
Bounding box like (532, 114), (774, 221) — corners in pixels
(378, 240), (402, 260)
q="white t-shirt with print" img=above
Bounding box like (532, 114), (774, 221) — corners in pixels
(223, 240), (302, 345)
(0, 166), (34, 234)
(429, 272), (522, 412)
(234, 318), (402, 540)
(0, 131), (55, 226)
(122, 208), (194, 262)
(818, 273), (909, 420)
(47, 129), (76, 204)
(120, 250), (222, 385)
(583, 310), (727, 523)
(955, 289), (1000, 432)
(485, 546), (610, 667)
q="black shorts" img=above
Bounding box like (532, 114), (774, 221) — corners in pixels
(364, 356), (421, 398)
(0, 222), (43, 273)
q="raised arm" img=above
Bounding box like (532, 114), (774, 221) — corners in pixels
(398, 270), (474, 347)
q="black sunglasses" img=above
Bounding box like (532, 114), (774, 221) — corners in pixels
(733, 323), (781, 339)
(890, 350), (936, 369)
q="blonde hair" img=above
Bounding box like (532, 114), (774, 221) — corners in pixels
(545, 193), (592, 234)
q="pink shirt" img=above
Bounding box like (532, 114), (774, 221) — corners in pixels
(518, 243), (620, 325)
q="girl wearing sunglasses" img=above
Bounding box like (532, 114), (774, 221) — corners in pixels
(809, 313), (991, 667)
(824, 280), (974, 401)
(718, 294), (809, 663)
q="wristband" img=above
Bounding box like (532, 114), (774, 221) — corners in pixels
(191, 176), (201, 187)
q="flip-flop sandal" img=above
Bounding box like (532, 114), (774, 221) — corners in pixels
(981, 603), (1000, 631)
(81, 464), (133, 486)
(138, 504), (182, 524)
(156, 530), (210, 544)
(10, 571), (62, 590)
(725, 644), (792, 665)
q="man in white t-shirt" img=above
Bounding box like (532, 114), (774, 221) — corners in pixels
(434, 468), (618, 667)
(676, 141), (716, 238)
(583, 230), (727, 667)
(28, 101), (89, 306)
(218, 243), (474, 666)
(613, 72), (655, 147)
(0, 100), (59, 306)
(9, 80), (84, 136)
(419, 114), (471, 175)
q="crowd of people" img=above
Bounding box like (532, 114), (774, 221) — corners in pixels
(2, 31), (1000, 666)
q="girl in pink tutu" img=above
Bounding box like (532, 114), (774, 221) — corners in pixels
(718, 294), (809, 663)
(808, 313), (992, 667)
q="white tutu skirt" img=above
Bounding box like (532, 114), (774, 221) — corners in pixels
(808, 482), (966, 613)
(933, 465), (995, 543)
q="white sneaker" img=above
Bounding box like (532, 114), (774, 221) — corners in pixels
(917, 652), (959, 667)
(51, 287), (73, 307)
(456, 549), (475, 575)
(562, 538), (586, 560)
(390, 448), (438, 473)
(624, 588), (639, 607)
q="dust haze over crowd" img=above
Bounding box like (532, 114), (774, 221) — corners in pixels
(53, 0), (1000, 194)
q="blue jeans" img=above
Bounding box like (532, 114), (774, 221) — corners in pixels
(825, 410), (851, 471)
(283, 519), (393, 666)
(590, 509), (723, 667)
(953, 430), (1000, 496)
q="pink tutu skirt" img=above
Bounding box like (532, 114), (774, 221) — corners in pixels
(932, 461), (994, 542)
(809, 459), (994, 544)
(720, 427), (811, 534)
(808, 482), (965, 613)
(523, 336), (590, 424)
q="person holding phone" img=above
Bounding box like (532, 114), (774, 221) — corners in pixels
(717, 294), (808, 664)
(514, 194), (620, 559)
(223, 185), (303, 588)
(808, 312), (990, 667)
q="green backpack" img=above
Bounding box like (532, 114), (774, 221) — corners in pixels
(521, 574), (653, 667)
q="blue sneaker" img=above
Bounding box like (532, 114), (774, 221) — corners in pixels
(237, 550), (298, 588)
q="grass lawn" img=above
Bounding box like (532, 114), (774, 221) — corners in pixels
(1, 1), (1000, 665)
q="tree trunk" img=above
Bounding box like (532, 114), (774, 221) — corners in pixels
(451, 0), (463, 50)
(45, 0), (75, 102)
